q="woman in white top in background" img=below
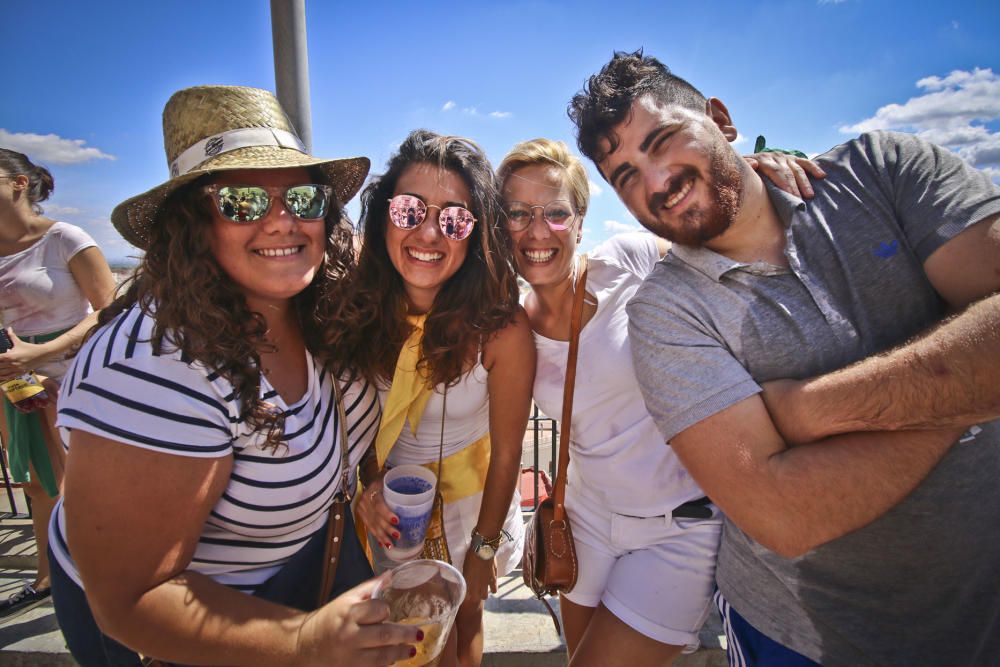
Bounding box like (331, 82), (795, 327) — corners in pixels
(0, 148), (115, 618)
(497, 138), (821, 666)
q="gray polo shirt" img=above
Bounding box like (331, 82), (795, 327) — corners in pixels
(628, 131), (1000, 667)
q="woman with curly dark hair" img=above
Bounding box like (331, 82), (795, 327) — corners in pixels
(48, 85), (418, 667)
(340, 130), (535, 667)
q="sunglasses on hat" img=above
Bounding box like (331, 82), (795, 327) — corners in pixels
(387, 194), (476, 241)
(205, 184), (333, 223)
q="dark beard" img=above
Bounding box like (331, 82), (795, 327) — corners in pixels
(645, 145), (743, 246)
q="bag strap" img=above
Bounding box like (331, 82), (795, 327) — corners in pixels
(552, 255), (588, 524)
(318, 377), (352, 607)
(435, 387), (447, 493)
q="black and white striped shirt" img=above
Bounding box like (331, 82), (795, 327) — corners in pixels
(51, 303), (379, 591)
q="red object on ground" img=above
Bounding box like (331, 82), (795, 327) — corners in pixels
(520, 467), (553, 509)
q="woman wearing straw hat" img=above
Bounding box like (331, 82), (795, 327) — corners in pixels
(48, 85), (419, 666)
(335, 130), (534, 667)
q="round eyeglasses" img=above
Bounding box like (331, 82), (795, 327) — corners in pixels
(387, 194), (476, 241)
(503, 200), (577, 232)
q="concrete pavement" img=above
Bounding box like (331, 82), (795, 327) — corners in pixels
(0, 459), (726, 666)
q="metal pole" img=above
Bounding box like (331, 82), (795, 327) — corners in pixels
(270, 0), (313, 152)
(0, 443), (20, 518)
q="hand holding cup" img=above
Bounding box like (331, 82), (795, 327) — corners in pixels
(356, 473), (400, 551)
(372, 560), (466, 667)
(379, 466), (437, 562)
(295, 576), (422, 667)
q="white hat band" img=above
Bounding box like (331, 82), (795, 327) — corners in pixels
(169, 127), (306, 178)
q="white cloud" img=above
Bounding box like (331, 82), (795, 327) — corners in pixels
(588, 179), (603, 196)
(603, 219), (640, 233)
(577, 237), (599, 255)
(0, 129), (115, 165)
(916, 66), (997, 93)
(733, 132), (749, 146)
(915, 124), (991, 147)
(840, 67), (1000, 172)
(439, 103), (509, 120)
(981, 166), (1000, 180)
(43, 204), (82, 217)
(818, 0), (847, 4)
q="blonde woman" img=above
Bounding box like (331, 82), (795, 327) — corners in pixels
(498, 138), (821, 666)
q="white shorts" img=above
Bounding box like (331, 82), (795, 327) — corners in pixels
(562, 486), (723, 649)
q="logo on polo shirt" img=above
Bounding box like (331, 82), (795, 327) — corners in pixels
(874, 240), (899, 258)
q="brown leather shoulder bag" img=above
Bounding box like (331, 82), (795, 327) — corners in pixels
(522, 256), (588, 631)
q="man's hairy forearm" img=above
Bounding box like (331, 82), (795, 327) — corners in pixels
(675, 395), (966, 558)
(749, 426), (963, 557)
(786, 293), (1000, 440)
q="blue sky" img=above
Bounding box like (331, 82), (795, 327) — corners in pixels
(2, 1), (998, 264)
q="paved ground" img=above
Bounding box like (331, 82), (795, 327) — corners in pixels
(0, 437), (727, 666)
(0, 487), (70, 666)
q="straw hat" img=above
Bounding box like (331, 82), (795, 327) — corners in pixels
(111, 85), (370, 249)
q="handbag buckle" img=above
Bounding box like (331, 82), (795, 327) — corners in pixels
(548, 518), (570, 557)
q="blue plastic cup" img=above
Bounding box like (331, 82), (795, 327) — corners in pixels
(382, 465), (437, 561)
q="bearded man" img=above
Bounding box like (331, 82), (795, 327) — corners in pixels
(570, 50), (1000, 667)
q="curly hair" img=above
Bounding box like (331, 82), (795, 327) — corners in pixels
(0, 148), (55, 215)
(569, 49), (707, 165)
(97, 168), (355, 448)
(325, 130), (520, 388)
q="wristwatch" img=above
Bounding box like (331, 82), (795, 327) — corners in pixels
(470, 529), (506, 560)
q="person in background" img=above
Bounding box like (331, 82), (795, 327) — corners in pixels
(340, 130), (535, 667)
(497, 138), (821, 666)
(49, 85), (418, 667)
(0, 148), (116, 619)
(571, 49), (1000, 666)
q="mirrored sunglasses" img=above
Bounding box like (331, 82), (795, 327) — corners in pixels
(387, 194), (476, 241)
(205, 184), (333, 223)
(503, 200), (577, 232)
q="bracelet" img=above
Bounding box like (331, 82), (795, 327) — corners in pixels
(472, 528), (511, 549)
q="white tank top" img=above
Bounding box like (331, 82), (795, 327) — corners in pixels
(380, 362), (490, 467)
(532, 233), (705, 515)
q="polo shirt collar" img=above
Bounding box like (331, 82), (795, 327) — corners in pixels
(670, 243), (744, 282)
(668, 179), (806, 283)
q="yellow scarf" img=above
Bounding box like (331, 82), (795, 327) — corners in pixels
(373, 314), (434, 469)
(356, 316), (492, 563)
(372, 313), (491, 500)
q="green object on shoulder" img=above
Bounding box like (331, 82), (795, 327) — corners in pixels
(754, 135), (808, 159)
